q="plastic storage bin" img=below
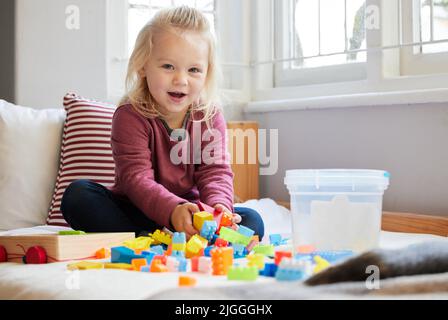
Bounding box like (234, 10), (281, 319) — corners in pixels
(284, 169), (390, 253)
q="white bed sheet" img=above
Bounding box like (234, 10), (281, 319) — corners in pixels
(0, 198), (446, 300)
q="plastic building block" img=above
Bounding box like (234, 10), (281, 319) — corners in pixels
(227, 266), (258, 281)
(185, 235), (207, 258)
(172, 243), (186, 251)
(218, 212), (233, 229)
(313, 255), (331, 274)
(210, 247), (233, 275)
(58, 230), (86, 235)
(140, 265), (150, 272)
(214, 238), (228, 247)
(252, 244), (274, 256)
(171, 250), (185, 258)
(150, 259), (168, 272)
(103, 263), (132, 270)
(269, 234), (282, 246)
(172, 232), (186, 244)
(193, 211), (214, 231)
(177, 257), (187, 272)
(275, 258), (312, 281)
(179, 276), (197, 287)
(197, 256), (212, 273)
(200, 220), (217, 240)
(95, 247), (111, 259)
(150, 245), (164, 256)
(67, 261), (103, 270)
(247, 253), (265, 270)
(232, 243), (246, 258)
(296, 244), (316, 254)
(151, 230), (172, 246)
(123, 237), (153, 251)
(218, 227), (250, 245)
(259, 262), (278, 277)
(237, 225), (255, 239)
(190, 256), (199, 272)
(313, 250), (354, 264)
(274, 250), (292, 265)
(130, 258), (147, 271)
(141, 250), (156, 264)
(111, 246), (143, 264)
(166, 256), (180, 272)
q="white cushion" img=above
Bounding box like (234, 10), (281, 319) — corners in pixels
(0, 100), (66, 230)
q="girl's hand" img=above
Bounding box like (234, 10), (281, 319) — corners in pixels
(170, 203), (199, 239)
(214, 204), (242, 225)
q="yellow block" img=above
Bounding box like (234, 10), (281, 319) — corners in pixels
(104, 263), (133, 270)
(67, 261), (104, 270)
(193, 211), (214, 231)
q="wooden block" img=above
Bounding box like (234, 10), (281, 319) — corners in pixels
(0, 232), (135, 263)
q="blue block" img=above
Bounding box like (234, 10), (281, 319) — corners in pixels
(232, 243), (246, 258)
(171, 250), (185, 258)
(314, 250), (354, 264)
(150, 245), (164, 255)
(200, 220), (217, 240)
(269, 234), (282, 246)
(172, 232), (186, 244)
(177, 257), (187, 272)
(259, 262), (278, 277)
(237, 225), (255, 238)
(210, 234), (218, 245)
(275, 269), (305, 281)
(204, 246), (214, 257)
(141, 250), (156, 264)
(140, 266), (150, 272)
(111, 246), (143, 264)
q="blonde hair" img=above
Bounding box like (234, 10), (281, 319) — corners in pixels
(119, 6), (222, 127)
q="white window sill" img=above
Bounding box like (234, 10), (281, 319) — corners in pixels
(245, 87), (448, 114)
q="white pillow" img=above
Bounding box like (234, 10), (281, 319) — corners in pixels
(0, 100), (66, 230)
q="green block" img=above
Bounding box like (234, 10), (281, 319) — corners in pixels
(219, 227), (252, 246)
(58, 230), (86, 235)
(227, 266), (258, 281)
(253, 244), (274, 256)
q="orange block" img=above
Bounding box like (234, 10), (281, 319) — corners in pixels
(131, 258), (148, 271)
(150, 260), (168, 272)
(210, 247), (233, 275)
(191, 256), (199, 272)
(164, 244), (172, 256)
(274, 250), (292, 265)
(296, 245), (316, 254)
(95, 247), (111, 259)
(179, 276), (197, 287)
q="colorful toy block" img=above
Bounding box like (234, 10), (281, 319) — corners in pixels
(214, 238), (228, 247)
(166, 256), (180, 272)
(259, 262), (278, 277)
(227, 265), (258, 281)
(252, 244), (274, 256)
(197, 256), (212, 274)
(218, 227), (250, 245)
(185, 235), (207, 258)
(190, 256), (199, 272)
(313, 255), (331, 274)
(171, 250), (185, 258)
(104, 263), (133, 270)
(193, 211), (214, 231)
(275, 258), (312, 281)
(95, 247), (111, 259)
(274, 250), (292, 265)
(111, 246), (144, 264)
(179, 276), (197, 287)
(151, 230), (172, 246)
(177, 257), (187, 272)
(218, 212), (233, 230)
(150, 259), (168, 272)
(210, 247), (233, 275)
(150, 245), (164, 256)
(141, 250), (156, 264)
(67, 261), (103, 270)
(123, 236), (153, 251)
(200, 220), (217, 240)
(131, 258), (148, 271)
(312, 250), (354, 264)
(296, 244), (316, 254)
(269, 234), (282, 246)
(247, 253), (265, 270)
(237, 225), (255, 239)
(172, 232), (186, 244)
(232, 243), (246, 258)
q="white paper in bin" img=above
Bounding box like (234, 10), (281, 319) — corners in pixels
(310, 195), (381, 252)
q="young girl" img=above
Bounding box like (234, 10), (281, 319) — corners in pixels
(61, 6), (264, 240)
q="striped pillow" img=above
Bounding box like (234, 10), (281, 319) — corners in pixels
(46, 93), (116, 226)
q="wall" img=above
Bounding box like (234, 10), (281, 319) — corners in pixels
(246, 102), (448, 217)
(0, 0), (15, 102)
(15, 0), (108, 108)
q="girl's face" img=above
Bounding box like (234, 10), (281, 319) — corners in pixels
(141, 29), (209, 122)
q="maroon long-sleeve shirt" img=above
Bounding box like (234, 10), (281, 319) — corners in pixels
(108, 103), (234, 228)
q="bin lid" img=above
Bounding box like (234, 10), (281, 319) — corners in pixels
(284, 169), (390, 189)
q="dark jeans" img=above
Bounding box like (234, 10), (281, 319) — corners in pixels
(61, 179), (265, 240)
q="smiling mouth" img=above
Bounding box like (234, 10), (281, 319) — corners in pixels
(168, 92), (187, 98)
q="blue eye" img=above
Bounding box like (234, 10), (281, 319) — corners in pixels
(162, 64), (174, 70)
